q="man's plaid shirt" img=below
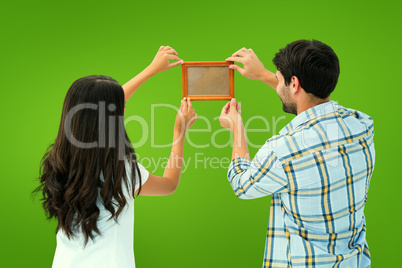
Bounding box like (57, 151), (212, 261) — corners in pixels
(228, 101), (374, 267)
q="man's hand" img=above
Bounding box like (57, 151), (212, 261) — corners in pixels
(147, 46), (184, 75)
(219, 98), (243, 132)
(225, 48), (267, 80)
(226, 47), (278, 89)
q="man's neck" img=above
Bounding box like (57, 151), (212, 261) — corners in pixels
(296, 97), (330, 115)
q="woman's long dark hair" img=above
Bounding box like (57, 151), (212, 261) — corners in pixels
(34, 75), (141, 245)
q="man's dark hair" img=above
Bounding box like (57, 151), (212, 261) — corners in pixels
(273, 39), (340, 99)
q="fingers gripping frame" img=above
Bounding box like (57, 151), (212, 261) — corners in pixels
(182, 61), (234, 101)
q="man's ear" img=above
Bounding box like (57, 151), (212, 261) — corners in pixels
(291, 76), (302, 95)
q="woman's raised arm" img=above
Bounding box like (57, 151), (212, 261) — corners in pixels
(122, 46), (183, 101)
(136, 98), (197, 196)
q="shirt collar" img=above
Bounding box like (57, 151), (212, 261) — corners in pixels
(279, 100), (339, 135)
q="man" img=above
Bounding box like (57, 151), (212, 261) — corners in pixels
(219, 40), (374, 267)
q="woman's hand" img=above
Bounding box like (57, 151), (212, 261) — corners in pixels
(122, 46), (183, 101)
(147, 46), (184, 75)
(219, 98), (249, 161)
(219, 98), (242, 132)
(174, 97), (197, 135)
(138, 98), (197, 197)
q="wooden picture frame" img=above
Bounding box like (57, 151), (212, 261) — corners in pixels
(182, 61), (234, 101)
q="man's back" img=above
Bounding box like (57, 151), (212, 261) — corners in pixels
(228, 101), (374, 267)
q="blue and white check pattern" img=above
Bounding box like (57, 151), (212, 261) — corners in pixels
(228, 101), (374, 267)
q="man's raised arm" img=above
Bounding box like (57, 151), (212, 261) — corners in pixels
(226, 47), (278, 90)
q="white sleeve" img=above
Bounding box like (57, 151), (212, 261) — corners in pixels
(134, 163), (149, 191)
(124, 160), (150, 196)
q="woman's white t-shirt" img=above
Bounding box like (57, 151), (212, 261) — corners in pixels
(52, 162), (149, 268)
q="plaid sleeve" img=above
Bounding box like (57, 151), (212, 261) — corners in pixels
(227, 147), (288, 199)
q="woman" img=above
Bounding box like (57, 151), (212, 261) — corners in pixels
(34, 46), (197, 267)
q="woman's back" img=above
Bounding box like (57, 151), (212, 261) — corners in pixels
(52, 162), (149, 268)
(35, 46), (196, 267)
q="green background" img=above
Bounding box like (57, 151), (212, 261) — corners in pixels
(1, 0), (400, 267)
